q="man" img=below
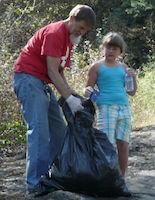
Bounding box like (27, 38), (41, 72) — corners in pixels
(13, 4), (96, 197)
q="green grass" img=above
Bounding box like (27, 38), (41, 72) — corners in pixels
(130, 68), (155, 128)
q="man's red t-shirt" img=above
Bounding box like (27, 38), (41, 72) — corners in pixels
(13, 21), (73, 83)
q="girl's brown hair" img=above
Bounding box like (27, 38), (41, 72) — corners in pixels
(100, 32), (125, 53)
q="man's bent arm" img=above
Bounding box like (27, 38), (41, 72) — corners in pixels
(46, 56), (71, 99)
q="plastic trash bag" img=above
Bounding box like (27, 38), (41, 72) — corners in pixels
(40, 96), (131, 197)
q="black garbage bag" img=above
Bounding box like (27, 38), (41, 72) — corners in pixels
(40, 96), (131, 197)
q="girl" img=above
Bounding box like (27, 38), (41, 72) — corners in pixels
(83, 32), (137, 176)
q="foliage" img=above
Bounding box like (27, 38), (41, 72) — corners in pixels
(0, 0), (155, 66)
(0, 0), (155, 149)
(130, 62), (155, 128)
(0, 121), (26, 148)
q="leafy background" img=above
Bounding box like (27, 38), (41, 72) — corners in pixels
(0, 0), (155, 148)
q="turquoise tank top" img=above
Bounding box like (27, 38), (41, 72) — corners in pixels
(96, 65), (128, 106)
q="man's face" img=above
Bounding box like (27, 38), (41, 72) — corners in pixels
(69, 34), (81, 45)
(69, 17), (92, 45)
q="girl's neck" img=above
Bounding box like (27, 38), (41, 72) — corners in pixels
(102, 58), (119, 67)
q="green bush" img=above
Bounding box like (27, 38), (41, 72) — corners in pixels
(130, 63), (155, 128)
(0, 44), (155, 149)
(0, 121), (26, 148)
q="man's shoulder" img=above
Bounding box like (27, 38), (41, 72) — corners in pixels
(46, 21), (65, 31)
(38, 21), (64, 35)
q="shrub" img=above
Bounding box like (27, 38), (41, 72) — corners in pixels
(0, 43), (155, 149)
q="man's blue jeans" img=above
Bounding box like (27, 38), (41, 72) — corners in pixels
(13, 73), (67, 190)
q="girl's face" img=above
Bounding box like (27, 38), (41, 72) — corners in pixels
(104, 44), (121, 61)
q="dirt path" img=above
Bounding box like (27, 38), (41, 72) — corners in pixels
(0, 126), (155, 200)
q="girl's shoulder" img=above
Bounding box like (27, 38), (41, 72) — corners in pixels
(91, 60), (104, 68)
(118, 61), (128, 72)
(88, 60), (102, 75)
(90, 60), (101, 70)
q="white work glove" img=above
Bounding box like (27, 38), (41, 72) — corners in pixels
(66, 95), (83, 115)
(83, 86), (94, 98)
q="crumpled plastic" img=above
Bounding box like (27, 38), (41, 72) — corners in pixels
(40, 96), (131, 197)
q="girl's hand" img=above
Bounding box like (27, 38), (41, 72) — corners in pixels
(126, 68), (136, 78)
(83, 86), (94, 98)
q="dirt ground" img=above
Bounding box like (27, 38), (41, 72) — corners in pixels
(0, 126), (155, 200)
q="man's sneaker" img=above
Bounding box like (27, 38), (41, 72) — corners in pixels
(26, 183), (52, 198)
(26, 189), (38, 198)
(122, 185), (132, 197)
